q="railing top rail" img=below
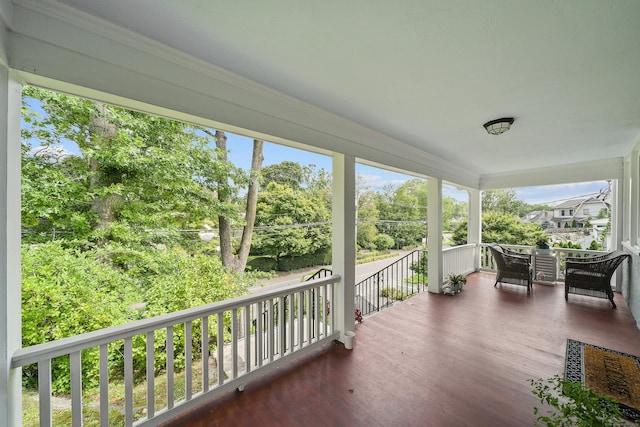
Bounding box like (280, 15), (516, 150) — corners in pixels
(480, 243), (533, 251)
(12, 274), (341, 368)
(443, 243), (476, 252)
(306, 267), (333, 280)
(479, 243), (609, 258)
(552, 247), (607, 256)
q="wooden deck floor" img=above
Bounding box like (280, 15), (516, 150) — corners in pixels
(161, 272), (640, 427)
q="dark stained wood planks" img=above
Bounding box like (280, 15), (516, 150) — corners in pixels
(162, 272), (640, 427)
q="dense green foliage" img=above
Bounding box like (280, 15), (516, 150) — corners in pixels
(554, 241), (583, 250)
(452, 212), (544, 246)
(20, 87), (260, 393)
(251, 180), (331, 261)
(356, 179), (467, 250)
(21, 241), (250, 393)
(21, 87), (239, 244)
(451, 189), (546, 246)
(530, 376), (627, 426)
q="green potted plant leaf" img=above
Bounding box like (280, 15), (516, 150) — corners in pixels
(535, 237), (551, 254)
(530, 375), (628, 426)
(443, 273), (466, 295)
(535, 237), (550, 249)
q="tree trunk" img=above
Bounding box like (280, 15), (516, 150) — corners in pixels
(88, 103), (122, 230)
(235, 139), (263, 270)
(215, 131), (235, 267)
(215, 131), (264, 272)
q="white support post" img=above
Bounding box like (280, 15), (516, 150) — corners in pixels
(611, 180), (624, 291)
(467, 189), (482, 271)
(332, 154), (356, 340)
(0, 68), (22, 427)
(427, 178), (442, 293)
(629, 150), (640, 247)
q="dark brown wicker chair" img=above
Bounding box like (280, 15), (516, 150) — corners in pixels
(564, 250), (630, 308)
(488, 245), (533, 294)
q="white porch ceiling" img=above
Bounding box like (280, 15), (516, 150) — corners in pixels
(5, 0), (640, 187)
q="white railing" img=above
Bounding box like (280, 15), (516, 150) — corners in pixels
(479, 243), (606, 280)
(12, 275), (341, 426)
(442, 244), (477, 281)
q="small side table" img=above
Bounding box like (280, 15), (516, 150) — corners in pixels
(533, 251), (557, 286)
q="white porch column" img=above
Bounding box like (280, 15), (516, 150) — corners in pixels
(332, 154), (356, 339)
(0, 67), (22, 427)
(467, 189), (482, 271)
(427, 178), (442, 293)
(612, 180), (621, 250)
(629, 151), (640, 247)
(611, 180), (624, 291)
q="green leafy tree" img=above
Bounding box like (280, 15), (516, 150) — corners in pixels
(21, 145), (93, 239)
(357, 188), (380, 250)
(483, 189), (527, 216)
(262, 160), (305, 189)
(251, 181), (331, 261)
(209, 130), (264, 272)
(442, 196), (467, 232)
(21, 87), (231, 244)
(376, 179), (427, 248)
(452, 212), (543, 245)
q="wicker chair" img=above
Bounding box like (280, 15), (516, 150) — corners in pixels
(564, 250), (630, 308)
(489, 245), (533, 294)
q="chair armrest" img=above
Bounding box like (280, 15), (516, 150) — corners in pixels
(500, 246), (532, 261)
(503, 253), (532, 271)
(566, 252), (629, 277)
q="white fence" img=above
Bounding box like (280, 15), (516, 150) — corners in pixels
(442, 244), (477, 281)
(12, 275), (341, 426)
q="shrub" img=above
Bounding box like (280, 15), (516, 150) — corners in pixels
(410, 252), (428, 275)
(379, 287), (407, 301)
(277, 250), (329, 271)
(588, 240), (602, 250)
(21, 242), (251, 394)
(21, 242), (139, 393)
(374, 233), (395, 250)
(246, 256), (277, 272)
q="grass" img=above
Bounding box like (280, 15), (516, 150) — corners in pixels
(22, 356), (222, 426)
(405, 273), (427, 285)
(379, 287), (408, 301)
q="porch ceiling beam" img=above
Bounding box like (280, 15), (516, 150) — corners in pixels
(7, 0), (480, 188)
(480, 157), (624, 190)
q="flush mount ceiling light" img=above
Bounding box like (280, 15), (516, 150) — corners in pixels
(483, 117), (514, 135)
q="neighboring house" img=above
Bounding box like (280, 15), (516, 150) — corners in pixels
(522, 210), (554, 229)
(552, 195), (610, 229)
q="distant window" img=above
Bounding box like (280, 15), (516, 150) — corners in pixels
(583, 208), (589, 215)
(569, 209), (574, 215)
(561, 210), (565, 216)
(557, 222), (561, 228)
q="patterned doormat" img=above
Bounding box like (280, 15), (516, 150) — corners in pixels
(565, 339), (640, 420)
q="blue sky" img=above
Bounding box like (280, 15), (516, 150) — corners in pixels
(225, 133), (609, 206)
(28, 103), (607, 207)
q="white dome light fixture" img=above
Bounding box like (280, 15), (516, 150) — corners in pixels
(483, 117), (514, 135)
